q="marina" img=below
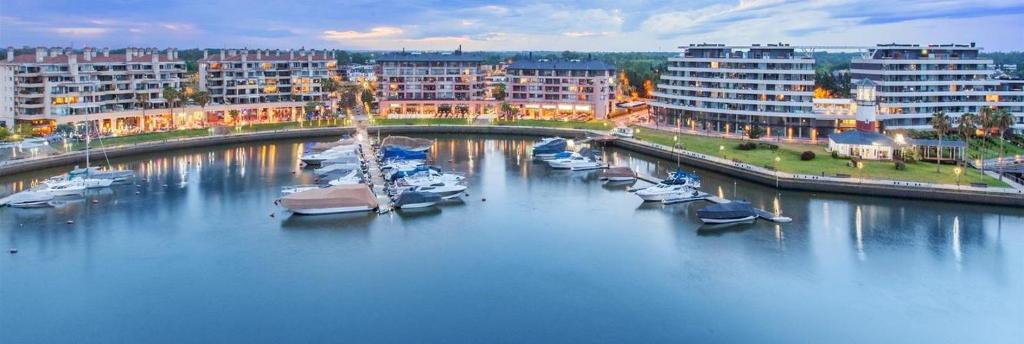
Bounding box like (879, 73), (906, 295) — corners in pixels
(1, 135), (1022, 343)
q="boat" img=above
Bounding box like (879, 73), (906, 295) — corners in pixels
(278, 184), (379, 215)
(387, 165), (443, 182)
(663, 169), (702, 188)
(547, 148), (602, 170)
(314, 159), (361, 175)
(308, 138), (357, 153)
(69, 166), (134, 183)
(635, 183), (699, 202)
(45, 174), (112, 189)
(281, 185), (321, 195)
(300, 145), (360, 165)
(325, 169), (363, 186)
(611, 127), (634, 138)
(599, 167), (637, 182)
(17, 137), (50, 150)
(33, 179), (87, 197)
(2, 191), (55, 208)
(404, 183), (467, 200)
(393, 191), (442, 209)
(697, 201), (758, 224)
(381, 146), (428, 160)
(381, 136), (433, 152)
(662, 190), (710, 204)
(532, 137), (568, 159)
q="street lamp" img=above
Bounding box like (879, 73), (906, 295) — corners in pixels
(719, 145), (725, 159)
(774, 156), (782, 188)
(857, 161), (865, 184)
(954, 166), (962, 187)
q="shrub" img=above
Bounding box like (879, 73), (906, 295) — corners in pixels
(831, 151), (840, 159)
(800, 151), (815, 161)
(736, 142), (757, 150)
(759, 143), (779, 151)
(895, 161), (906, 170)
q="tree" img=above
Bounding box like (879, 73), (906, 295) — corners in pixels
(360, 89), (375, 107)
(136, 92), (150, 132)
(492, 83), (506, 101)
(500, 102), (518, 120)
(993, 108), (1014, 177)
(337, 83), (360, 111)
(321, 78), (340, 111)
(0, 127), (10, 141)
(192, 90), (211, 125)
(228, 109), (240, 125)
(162, 86), (180, 129)
(977, 107), (997, 174)
(930, 111), (950, 172)
(304, 101), (320, 120)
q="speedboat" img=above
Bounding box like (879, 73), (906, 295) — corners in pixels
(697, 201), (758, 224)
(300, 145), (360, 165)
(314, 161), (361, 176)
(404, 183), (467, 200)
(393, 191), (442, 209)
(635, 183), (698, 202)
(34, 179), (87, 197)
(277, 184), (379, 215)
(548, 155), (603, 170)
(326, 169), (363, 186)
(612, 127), (634, 138)
(2, 191), (55, 208)
(46, 175), (112, 189)
(532, 137), (567, 159)
(662, 190), (709, 204)
(599, 167), (636, 182)
(663, 169), (702, 188)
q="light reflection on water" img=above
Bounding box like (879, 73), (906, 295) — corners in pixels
(0, 135), (1022, 343)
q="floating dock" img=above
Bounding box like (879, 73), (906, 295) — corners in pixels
(355, 123), (393, 214)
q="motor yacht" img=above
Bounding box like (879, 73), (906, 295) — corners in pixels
(278, 184), (378, 215)
(2, 191), (55, 208)
(635, 183), (699, 202)
(532, 137), (568, 159)
(697, 201), (758, 224)
(393, 191), (442, 209)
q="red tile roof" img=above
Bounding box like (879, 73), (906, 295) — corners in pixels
(198, 53), (333, 63)
(8, 53), (182, 64)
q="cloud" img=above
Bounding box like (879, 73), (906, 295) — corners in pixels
(321, 26), (404, 41)
(562, 31), (613, 38)
(52, 27), (112, 36)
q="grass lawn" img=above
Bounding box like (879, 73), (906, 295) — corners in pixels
(634, 127), (1007, 187)
(967, 138), (1024, 161)
(372, 118), (473, 126)
(493, 119), (613, 131)
(74, 129), (213, 150)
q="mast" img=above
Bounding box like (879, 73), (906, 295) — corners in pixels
(84, 120), (90, 170)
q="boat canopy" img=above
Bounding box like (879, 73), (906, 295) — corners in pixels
(279, 185), (378, 211)
(696, 201), (755, 220)
(394, 191), (442, 206)
(389, 165), (441, 181)
(382, 147), (428, 160)
(664, 169), (701, 184)
(532, 137), (567, 155)
(381, 136), (433, 152)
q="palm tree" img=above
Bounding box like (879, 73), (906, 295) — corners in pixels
(957, 112), (977, 171)
(192, 90), (210, 126)
(992, 108), (1014, 178)
(930, 110), (950, 172)
(977, 107), (998, 174)
(135, 92), (150, 133)
(162, 86), (179, 129)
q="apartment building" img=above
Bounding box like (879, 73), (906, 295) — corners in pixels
(994, 75), (1024, 132)
(651, 44), (821, 140)
(505, 60), (617, 120)
(0, 64), (13, 128)
(376, 51), (488, 117)
(850, 43), (1005, 130)
(197, 49), (335, 105)
(1, 46), (186, 133)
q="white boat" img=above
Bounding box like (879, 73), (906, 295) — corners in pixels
(34, 179), (87, 197)
(697, 202), (758, 224)
(69, 166), (134, 183)
(278, 184), (378, 215)
(405, 183), (467, 200)
(17, 138), (50, 149)
(300, 145), (360, 165)
(662, 190), (710, 204)
(3, 191), (55, 208)
(46, 175), (112, 189)
(326, 169), (363, 186)
(635, 183), (698, 202)
(314, 162), (361, 176)
(612, 127), (634, 138)
(548, 154), (602, 170)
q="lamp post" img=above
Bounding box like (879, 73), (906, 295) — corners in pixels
(719, 145), (725, 160)
(774, 156), (782, 188)
(857, 161), (864, 184)
(954, 166), (962, 188)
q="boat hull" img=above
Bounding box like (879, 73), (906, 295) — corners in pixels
(289, 205), (375, 215)
(397, 201), (438, 209)
(700, 215), (757, 224)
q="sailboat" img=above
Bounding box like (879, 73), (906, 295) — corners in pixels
(68, 121), (135, 184)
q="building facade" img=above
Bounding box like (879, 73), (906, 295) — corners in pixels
(376, 52), (489, 117)
(651, 44), (822, 140)
(850, 43), (1014, 130)
(504, 60), (617, 120)
(198, 49), (334, 106)
(0, 64), (14, 128)
(2, 46), (186, 133)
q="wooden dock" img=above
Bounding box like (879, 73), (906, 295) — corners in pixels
(356, 122), (392, 214)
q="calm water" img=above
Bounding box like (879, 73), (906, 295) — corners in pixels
(1, 135), (1022, 343)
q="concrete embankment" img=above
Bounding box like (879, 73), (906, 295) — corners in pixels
(1, 125), (1020, 206)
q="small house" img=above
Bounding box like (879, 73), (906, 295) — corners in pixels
(827, 130), (897, 160)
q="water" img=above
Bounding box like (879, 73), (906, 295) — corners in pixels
(1, 135), (1021, 343)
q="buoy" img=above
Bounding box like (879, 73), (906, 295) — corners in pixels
(9, 248), (16, 254)
(270, 213), (275, 217)
(464, 193), (469, 196)
(481, 198), (486, 202)
(135, 191), (141, 195)
(162, 184), (168, 187)
(92, 199), (99, 204)
(66, 220), (74, 224)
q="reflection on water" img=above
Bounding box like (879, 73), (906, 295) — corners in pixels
(1, 135), (1022, 343)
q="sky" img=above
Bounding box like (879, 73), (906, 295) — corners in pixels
(1, 0), (1023, 52)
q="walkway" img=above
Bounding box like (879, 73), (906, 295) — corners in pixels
(355, 118), (392, 213)
(638, 123), (824, 145)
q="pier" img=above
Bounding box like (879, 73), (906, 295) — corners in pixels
(356, 121), (393, 214)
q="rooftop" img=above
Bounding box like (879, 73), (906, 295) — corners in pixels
(829, 130), (897, 146)
(377, 52), (485, 63)
(507, 60), (616, 71)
